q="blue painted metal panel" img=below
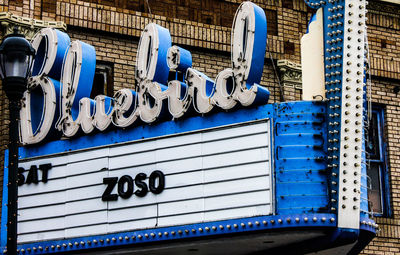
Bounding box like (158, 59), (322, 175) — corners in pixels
(276, 158), (326, 171)
(0, 150), (8, 250)
(277, 145), (325, 159)
(274, 101), (329, 214)
(278, 183), (327, 196)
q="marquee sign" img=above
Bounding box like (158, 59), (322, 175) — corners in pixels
(15, 118), (272, 244)
(20, 1), (269, 145)
(1, 0), (378, 254)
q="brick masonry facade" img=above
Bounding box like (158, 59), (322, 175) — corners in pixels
(0, 0), (399, 253)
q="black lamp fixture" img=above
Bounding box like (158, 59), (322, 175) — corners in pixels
(0, 27), (35, 255)
(0, 27), (35, 100)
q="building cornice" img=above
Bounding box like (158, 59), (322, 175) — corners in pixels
(0, 12), (66, 40)
(277, 59), (302, 89)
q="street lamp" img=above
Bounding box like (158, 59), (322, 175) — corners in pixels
(0, 27), (35, 255)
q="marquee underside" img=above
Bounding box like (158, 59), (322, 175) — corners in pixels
(79, 229), (368, 255)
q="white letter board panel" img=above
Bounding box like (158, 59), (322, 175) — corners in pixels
(17, 119), (272, 243)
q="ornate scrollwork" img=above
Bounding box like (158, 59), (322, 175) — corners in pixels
(277, 59), (302, 89)
(0, 12), (66, 40)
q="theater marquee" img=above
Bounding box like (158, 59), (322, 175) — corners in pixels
(1, 0), (378, 254)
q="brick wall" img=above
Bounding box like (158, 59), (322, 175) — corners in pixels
(0, 0), (399, 253)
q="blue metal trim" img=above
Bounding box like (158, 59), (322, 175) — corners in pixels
(153, 25), (171, 85)
(71, 41), (96, 121)
(49, 30), (71, 80)
(360, 117), (369, 218)
(29, 85), (45, 134)
(306, 13), (317, 34)
(381, 112), (392, 218)
(371, 106), (392, 218)
(359, 216), (376, 234)
(246, 2), (266, 86)
(305, 0), (346, 214)
(175, 46), (192, 72)
(19, 104), (274, 159)
(13, 213), (337, 254)
(0, 150), (8, 251)
(31, 29), (71, 80)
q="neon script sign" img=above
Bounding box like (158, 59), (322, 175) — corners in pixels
(21, 1), (270, 145)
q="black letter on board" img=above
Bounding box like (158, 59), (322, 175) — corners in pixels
(26, 165), (39, 184)
(102, 177), (118, 201)
(118, 175), (134, 199)
(39, 163), (52, 183)
(149, 170), (165, 194)
(134, 173), (148, 197)
(17, 167), (25, 186)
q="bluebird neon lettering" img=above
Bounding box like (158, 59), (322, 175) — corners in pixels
(21, 1), (269, 145)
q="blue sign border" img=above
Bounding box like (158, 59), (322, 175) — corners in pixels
(19, 104), (274, 159)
